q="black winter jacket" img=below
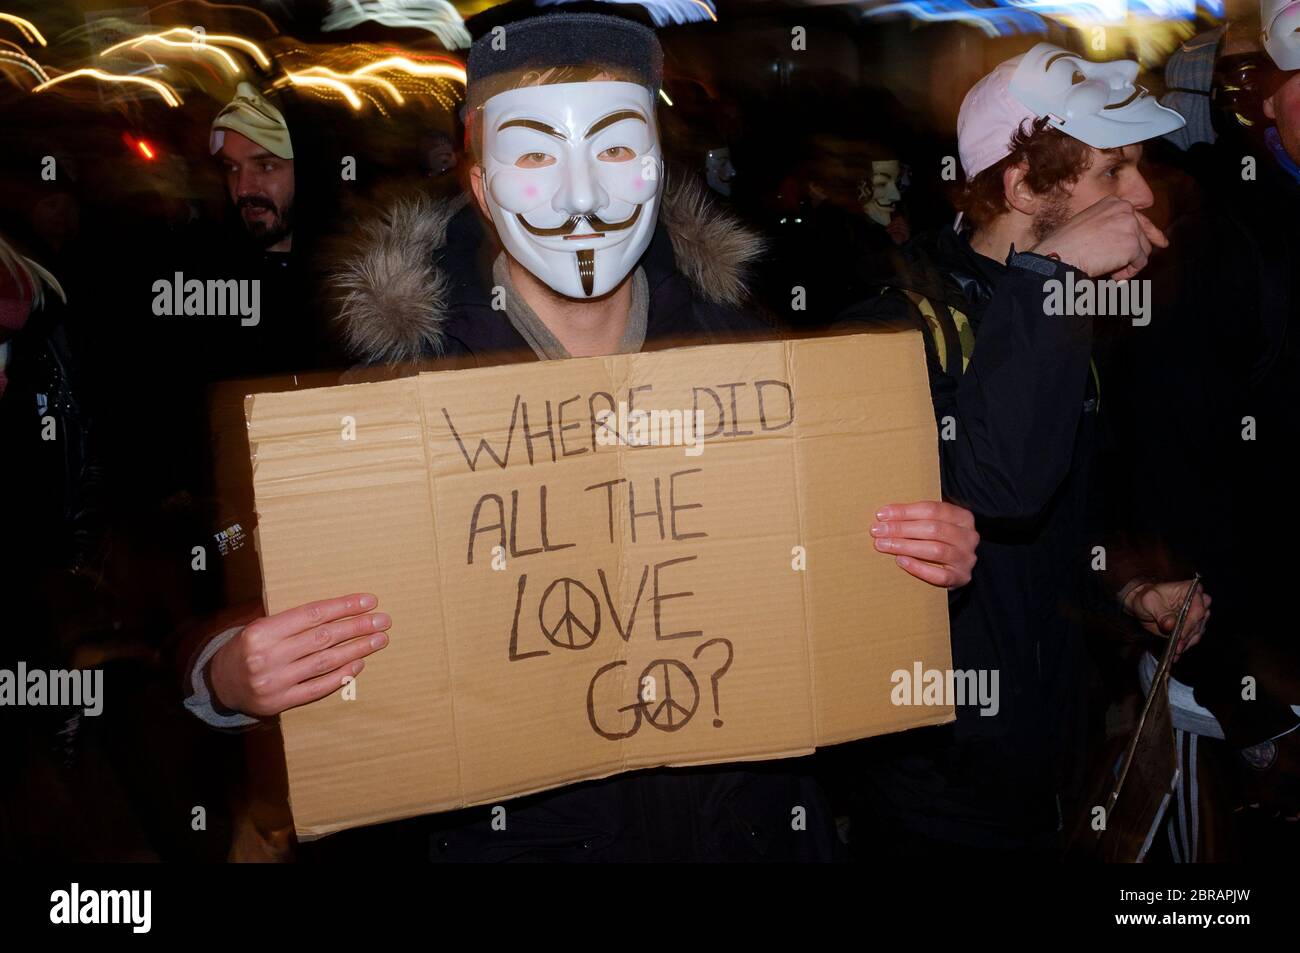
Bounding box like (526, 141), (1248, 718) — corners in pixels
(303, 179), (837, 862)
(834, 227), (1097, 849)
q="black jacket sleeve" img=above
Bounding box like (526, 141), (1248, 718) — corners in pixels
(835, 254), (1093, 523)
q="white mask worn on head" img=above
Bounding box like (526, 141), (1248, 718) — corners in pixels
(1263, 0), (1300, 71)
(482, 81), (663, 299)
(1010, 43), (1186, 149)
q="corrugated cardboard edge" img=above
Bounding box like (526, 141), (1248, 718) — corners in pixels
(247, 336), (957, 839)
(293, 744), (815, 840)
(244, 389), (306, 836)
(605, 352), (637, 782)
(295, 704), (956, 839)
(244, 389), (317, 837)
(785, 341), (822, 745)
(413, 374), (470, 811)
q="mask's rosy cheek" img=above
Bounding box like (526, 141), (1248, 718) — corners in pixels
(488, 167), (556, 214)
(603, 156), (661, 205)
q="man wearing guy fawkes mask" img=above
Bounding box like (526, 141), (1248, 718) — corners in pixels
(334, 24), (747, 364)
(333, 15), (772, 365)
(170, 13), (982, 863)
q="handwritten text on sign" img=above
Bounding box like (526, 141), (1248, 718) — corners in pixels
(442, 377), (795, 739)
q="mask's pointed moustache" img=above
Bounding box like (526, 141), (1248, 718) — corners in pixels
(516, 205), (642, 237)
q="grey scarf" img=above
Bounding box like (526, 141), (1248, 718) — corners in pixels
(492, 253), (648, 360)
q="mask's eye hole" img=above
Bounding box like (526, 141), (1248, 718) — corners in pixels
(1072, 69), (1086, 84)
(515, 152), (556, 169)
(597, 146), (636, 162)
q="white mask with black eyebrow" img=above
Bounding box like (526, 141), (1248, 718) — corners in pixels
(481, 81), (663, 299)
(1263, 0), (1300, 70)
(1010, 42), (1185, 149)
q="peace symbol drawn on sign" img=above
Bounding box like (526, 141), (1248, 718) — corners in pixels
(538, 577), (601, 650)
(639, 659), (700, 732)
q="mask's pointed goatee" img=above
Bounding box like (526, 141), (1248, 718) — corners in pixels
(577, 249), (595, 297)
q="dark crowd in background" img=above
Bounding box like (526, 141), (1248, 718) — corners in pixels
(1, 0), (1298, 863)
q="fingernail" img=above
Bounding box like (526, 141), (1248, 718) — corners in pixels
(896, 556), (911, 568)
(870, 523), (886, 536)
(372, 613), (391, 628)
(359, 594), (377, 609)
(875, 508), (888, 521)
(370, 633), (388, 649)
(351, 660), (365, 675)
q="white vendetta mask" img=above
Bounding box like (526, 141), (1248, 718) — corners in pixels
(1263, 0), (1300, 70)
(1010, 43), (1185, 149)
(481, 80), (663, 299)
(861, 159), (903, 226)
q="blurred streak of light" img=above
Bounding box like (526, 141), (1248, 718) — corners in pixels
(358, 87), (391, 117)
(279, 71), (364, 108)
(121, 132), (160, 160)
(102, 42), (226, 88)
(659, 88), (673, 105)
(864, 1), (1047, 37)
(321, 0), (472, 50)
(103, 34), (243, 76)
(352, 55), (466, 85)
(862, 0), (1221, 37)
(977, 0), (1205, 62)
(101, 28), (271, 69)
(150, 0), (282, 34)
(33, 68), (183, 106)
(1008, 0), (1223, 19)
(864, 0), (1207, 64)
(1070, 16), (1198, 64)
(0, 48), (50, 83)
(370, 47), (466, 74)
(1009, 0), (1120, 19)
(118, 56), (222, 90)
(690, 0), (719, 20)
(0, 13), (47, 46)
(275, 51), (467, 112)
(535, 0), (717, 26)
(287, 65), (405, 103)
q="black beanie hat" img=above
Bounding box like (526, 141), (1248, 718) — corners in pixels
(465, 13), (663, 110)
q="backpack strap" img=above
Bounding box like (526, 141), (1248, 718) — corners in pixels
(894, 286), (1099, 404)
(896, 288), (965, 376)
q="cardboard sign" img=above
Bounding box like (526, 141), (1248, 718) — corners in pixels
(246, 333), (953, 838)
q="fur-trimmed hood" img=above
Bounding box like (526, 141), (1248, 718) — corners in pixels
(330, 176), (764, 364)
